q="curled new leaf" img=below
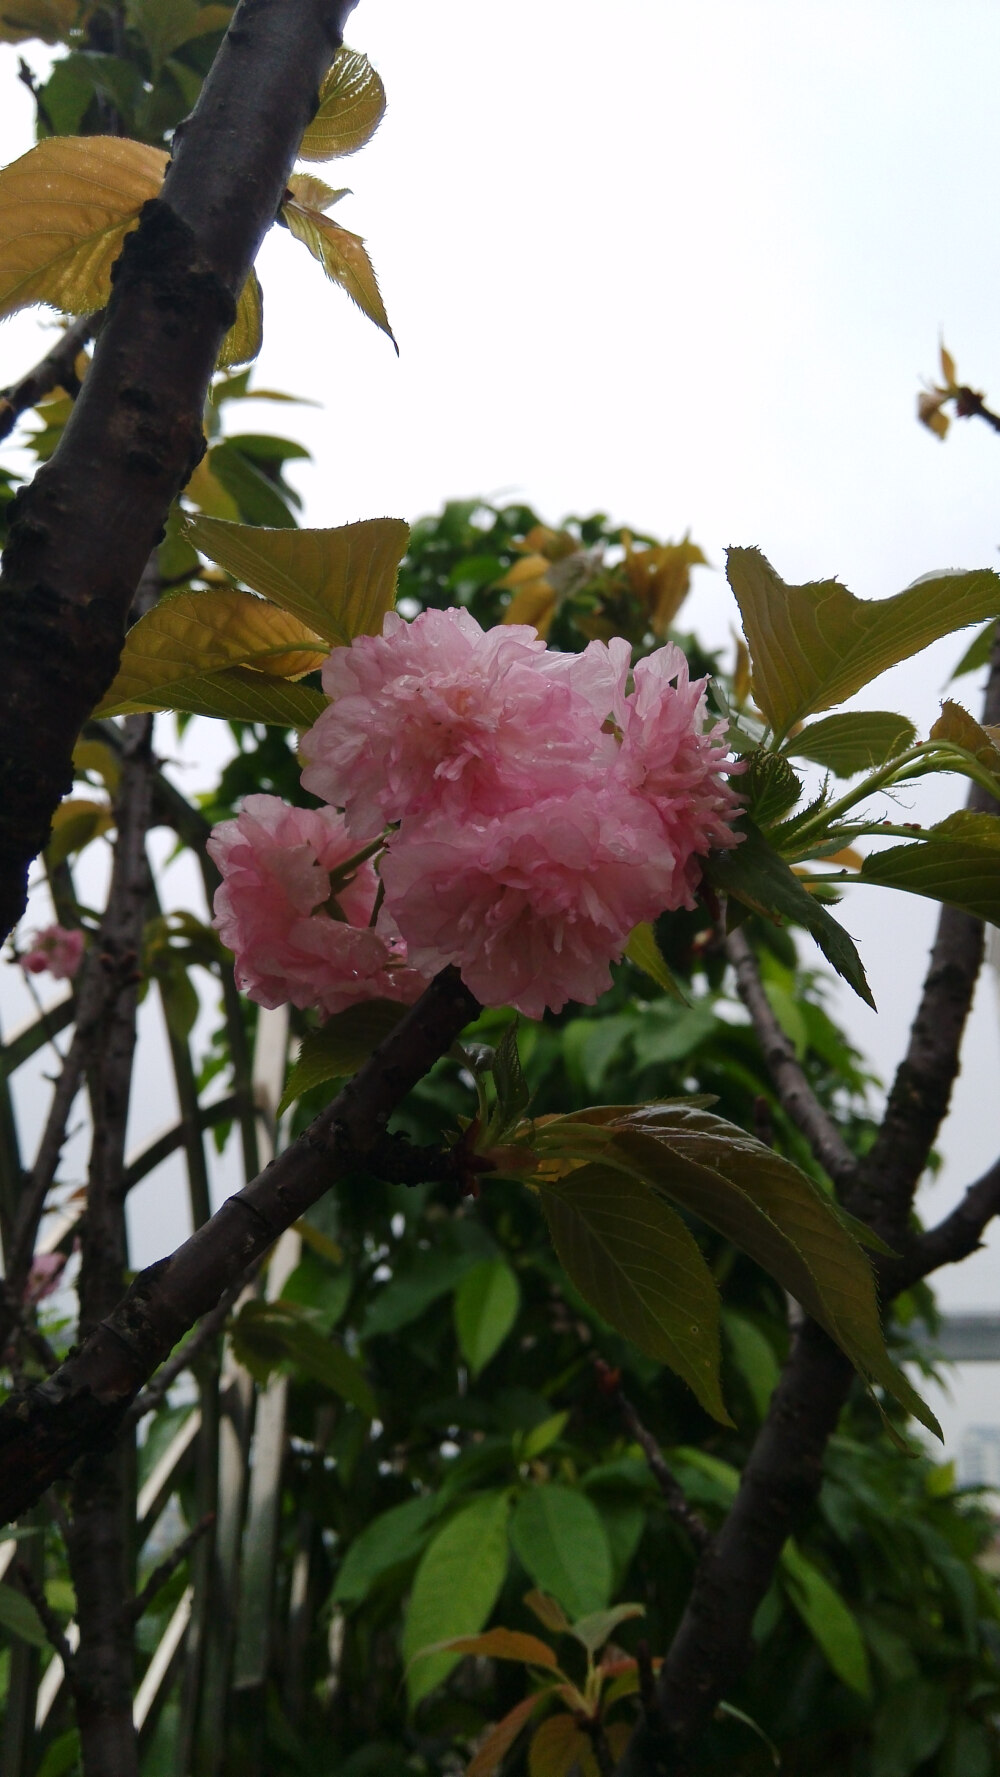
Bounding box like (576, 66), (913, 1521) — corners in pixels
(298, 47), (386, 161)
(282, 172), (396, 348)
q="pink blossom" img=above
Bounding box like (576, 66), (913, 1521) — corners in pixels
(617, 643), (744, 904)
(299, 608), (618, 838)
(23, 1251), (67, 1308)
(20, 925), (84, 981)
(380, 787), (681, 1018)
(207, 794), (428, 1018)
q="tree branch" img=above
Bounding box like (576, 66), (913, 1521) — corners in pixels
(128, 1512), (215, 1624)
(125, 1277), (246, 1427)
(0, 0), (359, 942)
(14, 1556), (77, 1680)
(725, 928), (857, 1189)
(894, 1155), (1000, 1288)
(595, 1361), (710, 1555)
(0, 967), (479, 1524)
(0, 313), (98, 445)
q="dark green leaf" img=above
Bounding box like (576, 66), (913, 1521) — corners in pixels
(743, 751), (802, 825)
(539, 1165), (731, 1423)
(454, 1259), (520, 1376)
(508, 1485), (611, 1619)
(780, 1540), (871, 1695)
(0, 1581), (47, 1647)
(706, 817), (875, 1007)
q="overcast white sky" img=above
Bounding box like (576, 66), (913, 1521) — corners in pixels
(1, 3), (999, 1443)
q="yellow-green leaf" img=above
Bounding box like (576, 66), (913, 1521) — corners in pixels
(102, 663), (326, 728)
(281, 186), (395, 348)
(45, 796), (113, 866)
(94, 587), (327, 716)
(784, 711), (917, 777)
(298, 47), (386, 161)
(0, 0), (78, 44)
(624, 922), (688, 1002)
(930, 700), (1000, 773)
(185, 514), (409, 645)
(218, 269), (263, 369)
(859, 811), (1000, 924)
(604, 1103), (939, 1437)
(727, 547), (1000, 739)
(539, 1165), (731, 1424)
(0, 135), (166, 321)
(403, 1491), (511, 1706)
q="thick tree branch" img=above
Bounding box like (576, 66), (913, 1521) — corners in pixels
(0, 313), (99, 444)
(894, 1155), (1000, 1288)
(0, 0), (358, 942)
(725, 927), (857, 1189)
(0, 967), (479, 1524)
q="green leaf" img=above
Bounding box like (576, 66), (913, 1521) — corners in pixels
(455, 1259), (520, 1377)
(727, 546), (1000, 737)
(706, 817), (874, 1007)
(45, 795), (113, 866)
(207, 436), (295, 526)
(604, 1103), (939, 1437)
(41, 51), (143, 135)
(780, 1540), (871, 1695)
(870, 1678), (950, 1777)
(519, 1412), (569, 1461)
(569, 1602), (644, 1655)
(363, 1245), (491, 1339)
(35, 1730), (82, 1777)
(333, 1494), (440, 1606)
(0, 0), (78, 45)
(94, 587), (327, 716)
(508, 1486), (612, 1619)
(539, 1165), (731, 1423)
(743, 750), (802, 825)
(950, 619), (996, 681)
(278, 1001), (406, 1113)
(859, 811), (1000, 924)
(230, 1300), (375, 1415)
(0, 1581), (47, 1647)
(126, 0), (232, 74)
(624, 922), (688, 1001)
(283, 175), (396, 348)
(185, 514), (409, 645)
(784, 711), (917, 777)
(218, 270), (262, 370)
(403, 1490), (511, 1706)
(722, 1308), (780, 1419)
(298, 47), (386, 160)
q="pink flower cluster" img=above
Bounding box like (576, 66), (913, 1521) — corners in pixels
(20, 924), (84, 981)
(211, 608), (743, 1020)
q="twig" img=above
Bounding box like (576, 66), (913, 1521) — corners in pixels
(0, 313), (99, 445)
(725, 928), (856, 1189)
(126, 1278), (245, 1426)
(635, 1640), (659, 1724)
(0, 1279), (58, 1376)
(954, 385), (1000, 434)
(14, 1556), (77, 1677)
(583, 1716), (617, 1777)
(128, 1513), (215, 1624)
(896, 1155), (1000, 1288)
(595, 1361), (711, 1555)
